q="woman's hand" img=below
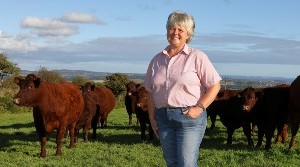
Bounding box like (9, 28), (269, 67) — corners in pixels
(150, 118), (159, 139)
(182, 106), (203, 119)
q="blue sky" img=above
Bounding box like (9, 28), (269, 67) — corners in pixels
(0, 0), (300, 79)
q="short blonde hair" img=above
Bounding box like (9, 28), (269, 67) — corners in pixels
(166, 11), (195, 43)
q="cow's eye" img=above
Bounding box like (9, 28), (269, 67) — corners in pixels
(28, 86), (33, 89)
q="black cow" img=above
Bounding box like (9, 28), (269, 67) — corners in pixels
(288, 76), (300, 149)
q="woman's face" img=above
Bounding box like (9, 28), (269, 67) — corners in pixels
(167, 24), (189, 48)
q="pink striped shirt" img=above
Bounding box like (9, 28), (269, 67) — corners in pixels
(144, 44), (221, 109)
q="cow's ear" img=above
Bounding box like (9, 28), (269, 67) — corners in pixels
(14, 77), (23, 85)
(91, 85), (95, 91)
(33, 78), (41, 88)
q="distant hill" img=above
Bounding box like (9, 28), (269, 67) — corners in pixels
(21, 69), (146, 81)
(21, 69), (294, 89)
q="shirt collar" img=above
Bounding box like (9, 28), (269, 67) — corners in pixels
(162, 44), (190, 56)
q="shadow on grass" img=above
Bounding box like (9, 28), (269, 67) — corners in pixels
(1, 120), (276, 154)
(0, 122), (34, 129)
(0, 130), (37, 150)
(202, 126), (259, 151)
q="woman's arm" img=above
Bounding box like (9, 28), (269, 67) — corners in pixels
(183, 81), (221, 119)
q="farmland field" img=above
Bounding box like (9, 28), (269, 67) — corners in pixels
(1, 108), (300, 167)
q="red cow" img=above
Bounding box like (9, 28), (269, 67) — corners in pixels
(83, 82), (116, 128)
(75, 87), (100, 142)
(125, 81), (141, 125)
(241, 86), (289, 150)
(136, 87), (154, 140)
(288, 76), (300, 149)
(207, 89), (240, 129)
(207, 88), (254, 147)
(13, 74), (84, 158)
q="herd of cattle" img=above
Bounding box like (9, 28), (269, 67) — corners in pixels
(11, 74), (300, 158)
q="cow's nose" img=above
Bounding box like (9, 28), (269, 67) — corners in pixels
(13, 98), (20, 104)
(243, 105), (249, 111)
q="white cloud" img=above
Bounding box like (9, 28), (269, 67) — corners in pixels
(60, 12), (105, 24)
(0, 32), (38, 53)
(21, 16), (78, 37)
(21, 16), (69, 29)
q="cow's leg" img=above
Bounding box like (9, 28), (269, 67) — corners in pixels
(251, 123), (256, 134)
(75, 128), (80, 143)
(256, 126), (264, 148)
(91, 113), (99, 139)
(209, 113), (217, 129)
(40, 136), (47, 158)
(55, 126), (65, 156)
(265, 126), (276, 150)
(282, 124), (289, 143)
(243, 124), (254, 147)
(275, 123), (284, 143)
(129, 114), (133, 125)
(33, 108), (47, 158)
(289, 122), (300, 149)
(148, 116), (154, 140)
(84, 118), (92, 142)
(68, 123), (77, 148)
(136, 117), (140, 126)
(226, 127), (234, 145)
(140, 116), (146, 140)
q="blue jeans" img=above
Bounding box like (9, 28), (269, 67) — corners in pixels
(155, 107), (207, 167)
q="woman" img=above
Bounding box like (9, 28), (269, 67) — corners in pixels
(144, 11), (221, 167)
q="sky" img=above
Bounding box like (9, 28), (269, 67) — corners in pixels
(0, 0), (300, 79)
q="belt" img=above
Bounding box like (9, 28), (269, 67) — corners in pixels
(157, 106), (191, 110)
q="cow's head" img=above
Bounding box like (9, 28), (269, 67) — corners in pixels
(82, 82), (96, 92)
(136, 87), (148, 112)
(215, 89), (240, 101)
(240, 87), (263, 112)
(13, 74), (42, 107)
(126, 81), (140, 97)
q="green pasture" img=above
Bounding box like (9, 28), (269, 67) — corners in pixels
(1, 108), (300, 167)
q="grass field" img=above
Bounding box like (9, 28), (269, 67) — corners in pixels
(1, 108), (300, 167)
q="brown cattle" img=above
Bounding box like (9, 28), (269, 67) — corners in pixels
(288, 76), (300, 149)
(75, 87), (100, 142)
(125, 81), (141, 125)
(83, 82), (116, 128)
(207, 88), (255, 147)
(13, 74), (84, 158)
(207, 89), (240, 129)
(241, 86), (289, 150)
(136, 87), (154, 140)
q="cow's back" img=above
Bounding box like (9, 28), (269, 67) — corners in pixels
(95, 87), (116, 114)
(39, 82), (84, 130)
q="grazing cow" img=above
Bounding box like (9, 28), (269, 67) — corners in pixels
(207, 88), (254, 147)
(125, 81), (141, 125)
(136, 87), (154, 140)
(207, 89), (240, 129)
(241, 86), (289, 150)
(13, 74), (84, 158)
(75, 87), (100, 142)
(83, 82), (116, 128)
(288, 76), (300, 149)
